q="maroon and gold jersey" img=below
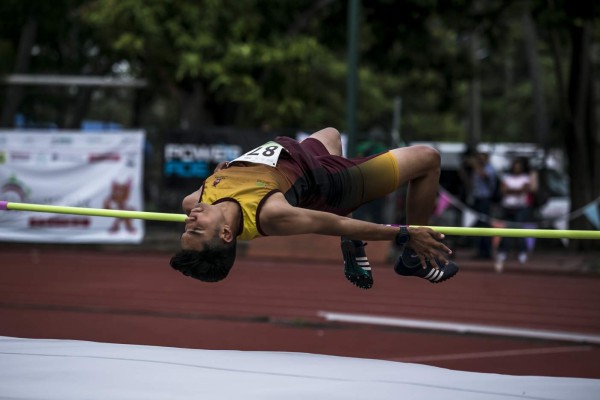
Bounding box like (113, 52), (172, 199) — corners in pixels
(200, 163), (292, 241)
(200, 136), (399, 241)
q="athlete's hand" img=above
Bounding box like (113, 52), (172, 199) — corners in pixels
(407, 227), (452, 269)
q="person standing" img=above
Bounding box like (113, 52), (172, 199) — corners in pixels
(495, 158), (533, 272)
(469, 152), (497, 259)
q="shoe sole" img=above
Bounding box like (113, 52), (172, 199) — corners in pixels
(344, 272), (373, 289)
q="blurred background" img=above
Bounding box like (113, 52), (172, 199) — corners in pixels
(1, 1), (599, 242)
(1, 0), (600, 380)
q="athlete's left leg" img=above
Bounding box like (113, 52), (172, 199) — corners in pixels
(387, 145), (441, 226)
(386, 145), (459, 283)
(307, 127), (343, 156)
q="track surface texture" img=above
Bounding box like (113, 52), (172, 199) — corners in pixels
(1, 239), (599, 379)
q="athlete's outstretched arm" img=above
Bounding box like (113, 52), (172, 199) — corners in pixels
(260, 193), (451, 264)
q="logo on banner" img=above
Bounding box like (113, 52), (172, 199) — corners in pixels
(10, 151), (31, 163)
(104, 179), (136, 233)
(52, 153), (87, 163)
(0, 175), (30, 203)
(0, 175), (30, 222)
(51, 136), (73, 145)
(164, 143), (242, 178)
(29, 217), (91, 228)
(89, 152), (121, 163)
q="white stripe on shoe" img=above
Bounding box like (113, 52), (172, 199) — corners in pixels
(358, 261), (371, 270)
(424, 269), (436, 280)
(422, 268), (447, 282)
(357, 257), (370, 270)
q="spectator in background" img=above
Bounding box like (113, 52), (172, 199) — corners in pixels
(527, 165), (543, 217)
(354, 128), (389, 223)
(468, 151), (497, 260)
(458, 146), (476, 204)
(495, 158), (533, 272)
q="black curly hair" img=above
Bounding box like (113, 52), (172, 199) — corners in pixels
(170, 240), (237, 282)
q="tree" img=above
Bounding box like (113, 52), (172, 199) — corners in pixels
(0, 0), (121, 129)
(535, 0), (600, 248)
(79, 0), (403, 132)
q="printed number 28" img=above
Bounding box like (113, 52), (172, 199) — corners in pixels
(248, 145), (278, 157)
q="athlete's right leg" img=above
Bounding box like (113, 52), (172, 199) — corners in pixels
(307, 127), (372, 289)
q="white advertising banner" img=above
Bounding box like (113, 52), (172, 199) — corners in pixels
(0, 130), (145, 243)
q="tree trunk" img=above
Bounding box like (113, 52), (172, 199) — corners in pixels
(522, 12), (550, 151)
(130, 88), (146, 128)
(1, 16), (38, 127)
(467, 28), (482, 146)
(179, 81), (212, 131)
(566, 21), (598, 249)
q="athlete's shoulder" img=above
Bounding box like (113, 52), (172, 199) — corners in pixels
(260, 191), (289, 211)
(257, 192), (292, 221)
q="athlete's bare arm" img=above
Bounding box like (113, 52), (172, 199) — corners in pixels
(182, 188), (202, 215)
(182, 162), (229, 215)
(260, 192), (452, 264)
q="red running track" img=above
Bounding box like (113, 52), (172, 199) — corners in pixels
(1, 248), (599, 379)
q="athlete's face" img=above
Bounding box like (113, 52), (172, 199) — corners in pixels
(181, 203), (225, 251)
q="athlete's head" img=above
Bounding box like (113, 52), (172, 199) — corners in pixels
(170, 203), (237, 282)
(170, 243), (236, 282)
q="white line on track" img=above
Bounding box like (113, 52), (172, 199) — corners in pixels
(391, 345), (593, 363)
(317, 311), (600, 344)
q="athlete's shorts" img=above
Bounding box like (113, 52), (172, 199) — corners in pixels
(275, 136), (400, 216)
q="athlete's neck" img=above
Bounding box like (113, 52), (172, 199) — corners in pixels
(217, 200), (242, 237)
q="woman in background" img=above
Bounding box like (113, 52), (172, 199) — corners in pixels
(495, 158), (534, 272)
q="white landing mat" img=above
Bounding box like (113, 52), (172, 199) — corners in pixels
(1, 336), (598, 400)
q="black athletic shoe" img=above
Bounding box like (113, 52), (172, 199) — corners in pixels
(341, 239), (373, 289)
(394, 249), (458, 284)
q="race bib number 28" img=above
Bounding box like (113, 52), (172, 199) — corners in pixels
(229, 141), (285, 167)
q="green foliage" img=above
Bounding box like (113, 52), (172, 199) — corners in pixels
(1, 0), (598, 146)
(79, 0), (463, 131)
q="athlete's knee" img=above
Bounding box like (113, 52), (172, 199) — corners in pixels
(414, 145), (441, 170)
(324, 127), (342, 143)
(322, 126), (340, 136)
(313, 127), (342, 155)
(329, 128), (343, 154)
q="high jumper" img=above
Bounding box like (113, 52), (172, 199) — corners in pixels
(172, 127), (456, 288)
